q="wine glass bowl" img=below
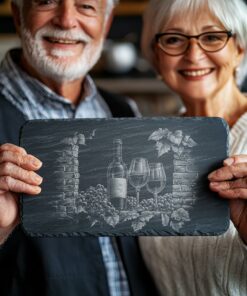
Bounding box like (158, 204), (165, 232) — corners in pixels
(146, 163), (166, 210)
(128, 158), (150, 206)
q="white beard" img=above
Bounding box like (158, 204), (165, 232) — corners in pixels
(20, 25), (104, 83)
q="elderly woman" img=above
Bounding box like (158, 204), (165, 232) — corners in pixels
(140, 0), (247, 295)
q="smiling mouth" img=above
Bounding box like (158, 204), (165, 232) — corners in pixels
(179, 68), (214, 77)
(44, 37), (82, 45)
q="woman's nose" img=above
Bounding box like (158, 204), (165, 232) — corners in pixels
(184, 39), (206, 61)
(52, 2), (78, 29)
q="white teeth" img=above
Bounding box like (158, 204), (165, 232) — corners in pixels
(48, 38), (78, 44)
(182, 69), (212, 77)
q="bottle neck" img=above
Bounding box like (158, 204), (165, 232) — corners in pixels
(113, 140), (122, 162)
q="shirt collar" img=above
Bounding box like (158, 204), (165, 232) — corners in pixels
(1, 49), (98, 107)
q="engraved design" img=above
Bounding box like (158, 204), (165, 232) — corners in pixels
(64, 129), (199, 232)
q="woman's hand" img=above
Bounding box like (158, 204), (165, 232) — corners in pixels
(208, 155), (247, 244)
(0, 143), (42, 242)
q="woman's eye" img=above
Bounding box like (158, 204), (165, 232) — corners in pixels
(168, 38), (179, 44)
(203, 35), (222, 42)
(164, 37), (184, 45)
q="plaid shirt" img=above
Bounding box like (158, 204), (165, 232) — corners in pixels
(0, 49), (131, 296)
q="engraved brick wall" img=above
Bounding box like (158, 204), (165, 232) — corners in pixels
(53, 136), (81, 218)
(172, 148), (198, 209)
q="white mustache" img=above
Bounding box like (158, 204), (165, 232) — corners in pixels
(36, 26), (92, 43)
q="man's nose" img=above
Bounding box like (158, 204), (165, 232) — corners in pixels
(184, 39), (206, 61)
(52, 2), (78, 29)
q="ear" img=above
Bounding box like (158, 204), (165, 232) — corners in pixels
(11, 2), (22, 37)
(103, 10), (114, 38)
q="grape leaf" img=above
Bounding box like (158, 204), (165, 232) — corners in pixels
(148, 128), (169, 141)
(168, 130), (183, 146)
(132, 221), (146, 232)
(120, 211), (139, 222)
(139, 211), (155, 222)
(158, 142), (171, 157)
(170, 221), (184, 232)
(105, 214), (120, 227)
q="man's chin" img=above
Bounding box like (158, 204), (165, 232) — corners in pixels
(33, 55), (89, 83)
(41, 67), (88, 83)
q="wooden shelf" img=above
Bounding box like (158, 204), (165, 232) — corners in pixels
(115, 2), (148, 15)
(0, 1), (148, 16)
(0, 1), (11, 16)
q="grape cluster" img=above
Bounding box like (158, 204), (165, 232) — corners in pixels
(125, 196), (138, 210)
(139, 199), (155, 211)
(135, 194), (173, 212)
(78, 185), (119, 223)
(158, 193), (173, 212)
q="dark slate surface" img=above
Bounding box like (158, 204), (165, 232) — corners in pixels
(19, 117), (230, 237)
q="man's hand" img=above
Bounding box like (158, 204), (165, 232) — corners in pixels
(0, 143), (42, 237)
(208, 155), (247, 244)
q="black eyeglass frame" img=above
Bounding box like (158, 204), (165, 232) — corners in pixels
(155, 31), (233, 56)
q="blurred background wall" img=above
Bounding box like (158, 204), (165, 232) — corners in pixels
(0, 0), (246, 115)
(0, 0), (183, 116)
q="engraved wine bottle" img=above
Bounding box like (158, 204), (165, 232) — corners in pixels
(107, 139), (128, 210)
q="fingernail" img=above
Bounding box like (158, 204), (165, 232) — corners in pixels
(34, 187), (42, 194)
(34, 175), (43, 184)
(208, 172), (215, 180)
(224, 158), (234, 166)
(32, 159), (42, 168)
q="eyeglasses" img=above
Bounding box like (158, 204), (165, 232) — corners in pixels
(155, 31), (233, 56)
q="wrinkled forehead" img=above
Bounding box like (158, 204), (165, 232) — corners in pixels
(21, 0), (108, 9)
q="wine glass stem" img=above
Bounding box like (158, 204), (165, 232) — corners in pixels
(154, 193), (158, 210)
(136, 189), (140, 206)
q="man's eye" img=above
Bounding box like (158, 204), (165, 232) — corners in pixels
(76, 1), (99, 16)
(81, 4), (94, 9)
(33, 0), (58, 8)
(77, 3), (98, 16)
(34, 0), (56, 5)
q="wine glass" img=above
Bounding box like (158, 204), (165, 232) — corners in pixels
(128, 158), (150, 206)
(146, 163), (166, 210)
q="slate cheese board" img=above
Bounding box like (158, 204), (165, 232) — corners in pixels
(20, 117), (230, 237)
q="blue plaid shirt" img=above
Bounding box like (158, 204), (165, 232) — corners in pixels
(0, 49), (132, 296)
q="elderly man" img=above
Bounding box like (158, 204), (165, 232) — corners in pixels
(0, 1), (158, 295)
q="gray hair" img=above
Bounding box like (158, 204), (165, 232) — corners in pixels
(11, 0), (119, 18)
(142, 0), (247, 85)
